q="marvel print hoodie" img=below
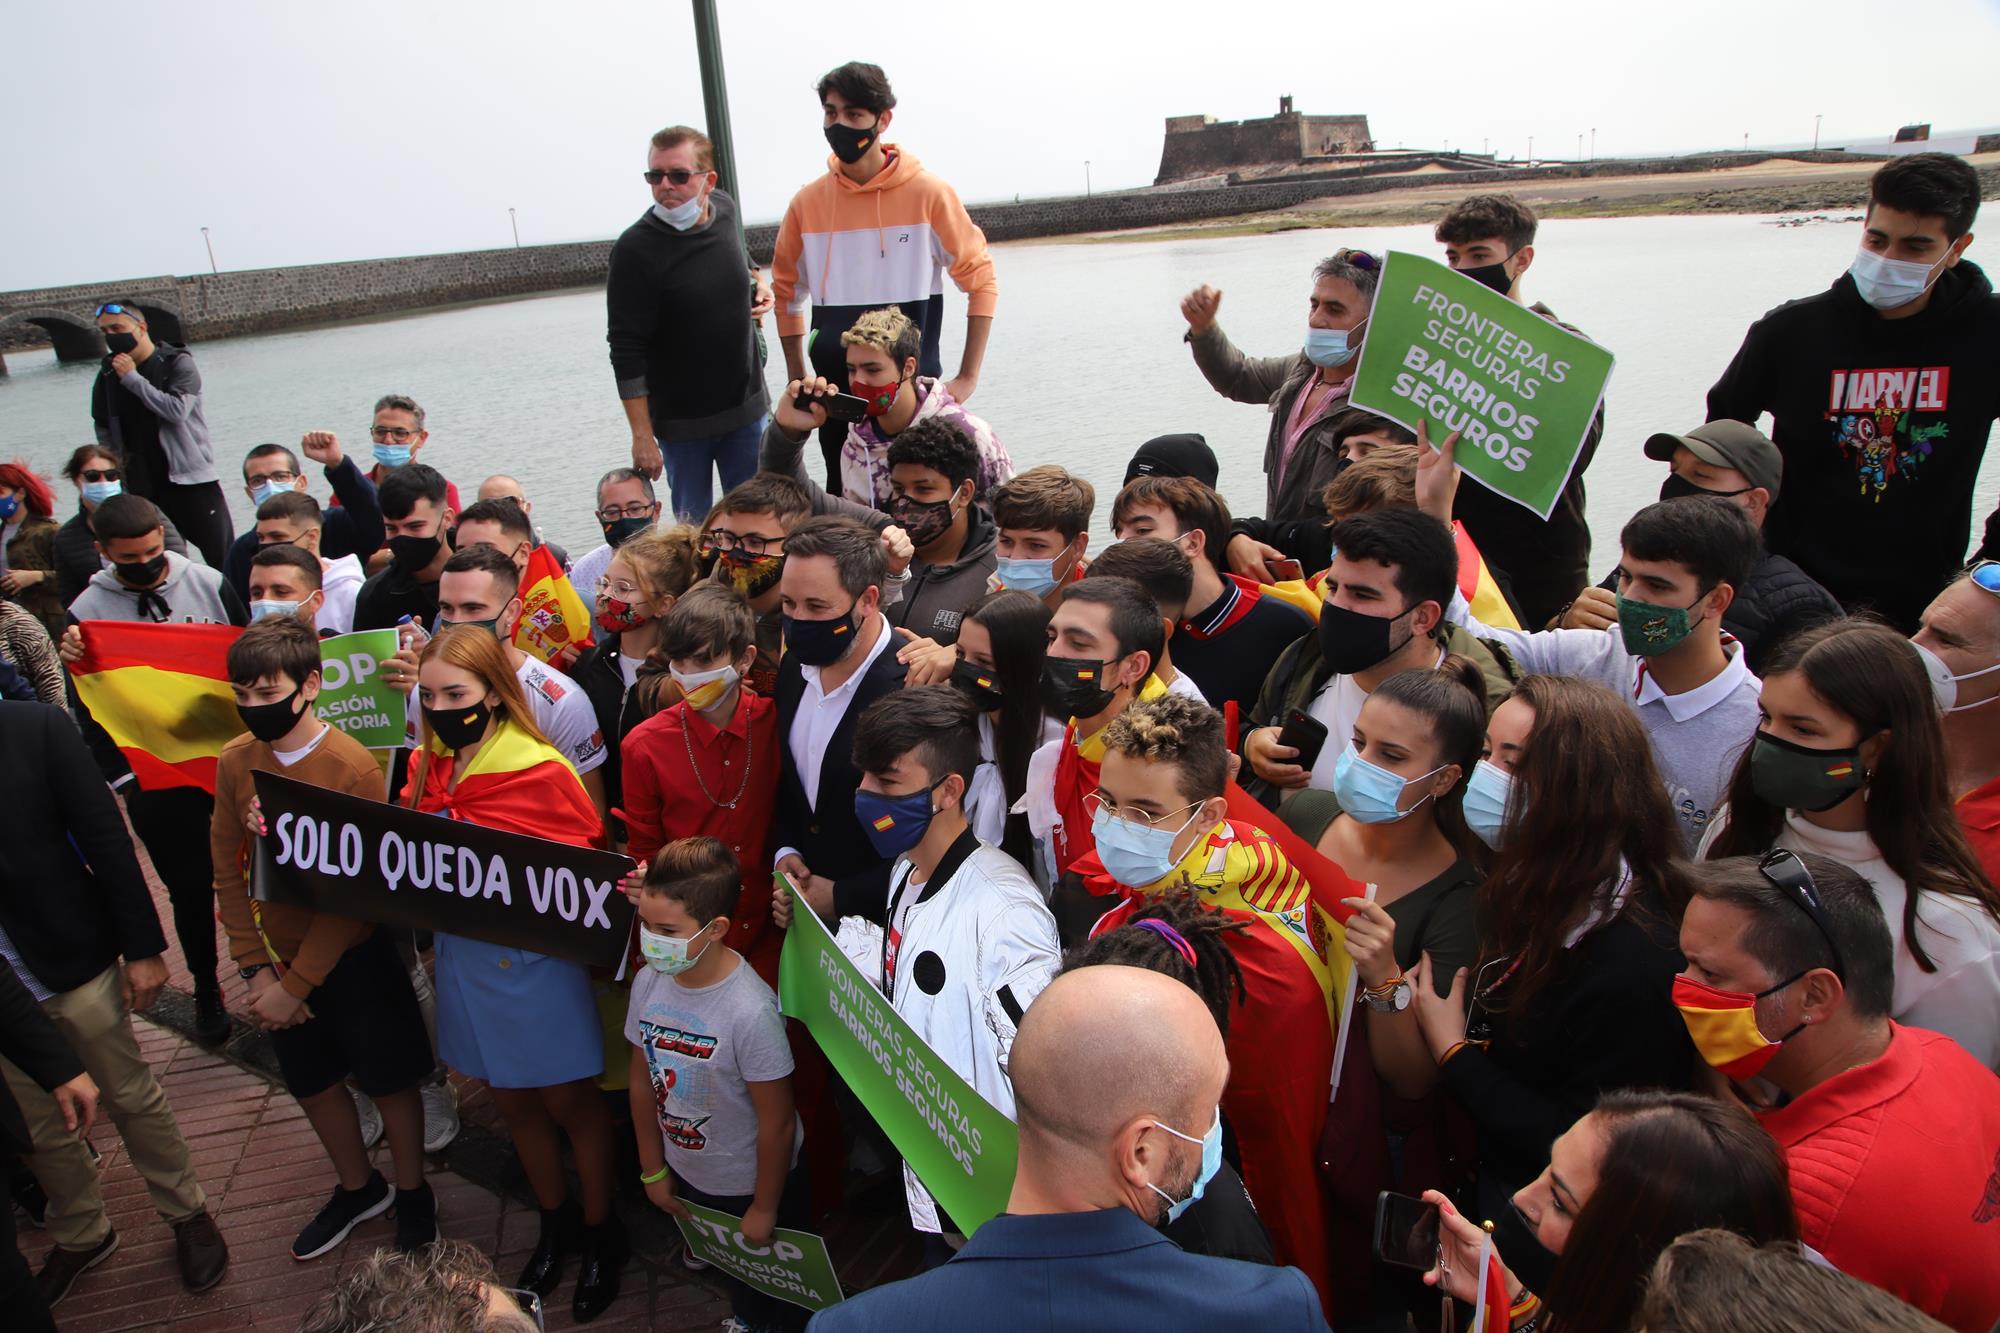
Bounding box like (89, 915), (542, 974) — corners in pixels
(1707, 258), (2000, 632)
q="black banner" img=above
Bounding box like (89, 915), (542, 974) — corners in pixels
(251, 770), (637, 968)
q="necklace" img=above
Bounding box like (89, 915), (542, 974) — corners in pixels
(681, 704), (754, 809)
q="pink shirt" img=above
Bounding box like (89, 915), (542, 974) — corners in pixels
(1277, 375), (1350, 484)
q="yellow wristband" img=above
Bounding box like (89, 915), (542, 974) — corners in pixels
(639, 1165), (669, 1185)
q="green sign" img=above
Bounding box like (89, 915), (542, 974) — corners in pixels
(673, 1199), (844, 1312)
(1349, 250), (1615, 520)
(314, 629), (403, 750)
(776, 876), (1018, 1234)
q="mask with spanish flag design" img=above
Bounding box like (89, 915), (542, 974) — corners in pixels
(1671, 971), (1807, 1080)
(855, 783), (939, 859)
(1040, 655), (1117, 720)
(1747, 731), (1866, 813)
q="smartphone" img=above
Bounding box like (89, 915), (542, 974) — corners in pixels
(1269, 557), (1305, 582)
(795, 390), (872, 424)
(1275, 707), (1330, 771)
(496, 1287), (546, 1331)
(1373, 1190), (1441, 1271)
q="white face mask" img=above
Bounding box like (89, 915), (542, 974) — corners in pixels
(1849, 245), (1948, 311)
(1913, 639), (2000, 713)
(652, 190), (706, 231)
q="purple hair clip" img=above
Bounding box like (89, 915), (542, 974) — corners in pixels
(1131, 918), (1197, 968)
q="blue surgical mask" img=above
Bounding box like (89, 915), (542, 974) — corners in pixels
(250, 479), (290, 506)
(855, 784), (939, 859)
(1463, 759), (1516, 849)
(250, 599), (303, 623)
(81, 479), (123, 505)
(1303, 323), (1364, 368)
(373, 443), (414, 469)
(993, 544), (1073, 598)
(1848, 246), (1946, 312)
(1332, 745), (1445, 825)
(1090, 803), (1201, 889)
(652, 193), (706, 231)
(1148, 1107), (1224, 1225)
(639, 922), (715, 976)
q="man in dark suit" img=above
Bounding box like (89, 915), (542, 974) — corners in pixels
(0, 962), (97, 1333)
(806, 965), (1330, 1332)
(772, 516), (910, 923)
(0, 702), (229, 1307)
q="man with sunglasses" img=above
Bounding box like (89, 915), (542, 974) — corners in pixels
(1678, 850), (2000, 1333)
(607, 125), (771, 520)
(88, 301), (232, 569)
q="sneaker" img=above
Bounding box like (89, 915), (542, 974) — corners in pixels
(292, 1173), (394, 1261)
(681, 1244), (712, 1272)
(393, 1181), (438, 1254)
(719, 1320), (753, 1332)
(174, 1211), (229, 1291)
(420, 1080), (461, 1154)
(192, 981), (229, 1045)
(352, 1089), (384, 1150)
(36, 1229), (118, 1307)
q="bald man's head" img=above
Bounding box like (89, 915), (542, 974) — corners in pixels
(478, 474), (527, 506)
(1008, 966), (1226, 1219)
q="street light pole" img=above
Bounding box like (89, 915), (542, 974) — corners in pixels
(1527, 135), (1534, 164)
(1814, 114), (1822, 151)
(1590, 127), (1596, 160)
(1085, 160), (1091, 197)
(690, 0), (742, 204)
(200, 227), (217, 275)
(508, 208), (519, 248)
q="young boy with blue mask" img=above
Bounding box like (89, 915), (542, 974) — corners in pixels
(626, 836), (807, 1332)
(774, 684), (1057, 1259)
(986, 465), (1094, 608)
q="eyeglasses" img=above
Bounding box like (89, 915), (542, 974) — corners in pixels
(596, 502), (658, 522)
(595, 576), (644, 600)
(79, 467), (120, 482)
(368, 426), (419, 443)
(94, 302), (138, 316)
(1967, 560), (2000, 597)
(702, 528), (783, 557)
(248, 470), (298, 486)
(1757, 848), (1846, 979)
(642, 168), (699, 186)
(1083, 790), (1204, 832)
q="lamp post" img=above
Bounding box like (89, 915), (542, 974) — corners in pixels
(200, 227), (217, 275)
(1814, 114), (1822, 151)
(1590, 127), (1596, 160)
(691, 0), (741, 203)
(1085, 160), (1092, 197)
(508, 208), (519, 248)
(1528, 135), (1534, 164)
(1576, 132), (1583, 160)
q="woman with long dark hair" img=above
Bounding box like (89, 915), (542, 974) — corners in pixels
(1410, 675), (1695, 1290)
(952, 589), (1051, 868)
(1705, 616), (2000, 1068)
(1422, 1089), (1799, 1333)
(404, 626), (625, 1321)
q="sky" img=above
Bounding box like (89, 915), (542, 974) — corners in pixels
(5, 0), (1998, 291)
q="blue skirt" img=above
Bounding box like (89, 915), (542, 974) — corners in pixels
(433, 933), (605, 1089)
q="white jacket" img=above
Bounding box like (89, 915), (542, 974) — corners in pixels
(883, 835), (1059, 1233)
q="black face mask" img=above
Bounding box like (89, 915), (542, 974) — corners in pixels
(603, 514), (653, 548)
(1659, 472), (1752, 503)
(783, 607), (860, 667)
(825, 118), (881, 165)
(388, 531), (443, 572)
(951, 657), (1006, 712)
(425, 699), (493, 751)
(1317, 600), (1415, 676)
(1041, 655), (1119, 720)
(103, 331), (140, 356)
(115, 552), (170, 588)
(1458, 255), (1515, 296)
(238, 686), (308, 744)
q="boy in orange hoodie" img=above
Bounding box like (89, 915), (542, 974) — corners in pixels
(773, 61), (999, 494)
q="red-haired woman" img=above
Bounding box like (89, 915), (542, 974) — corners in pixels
(0, 460), (62, 640)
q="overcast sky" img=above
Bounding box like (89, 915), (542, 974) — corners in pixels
(6, 0), (1996, 290)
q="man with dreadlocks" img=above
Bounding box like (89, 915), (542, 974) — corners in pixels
(1076, 693), (1343, 1314)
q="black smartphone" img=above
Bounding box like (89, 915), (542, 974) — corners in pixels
(1276, 707), (1330, 771)
(795, 390), (872, 424)
(1373, 1190), (1440, 1271)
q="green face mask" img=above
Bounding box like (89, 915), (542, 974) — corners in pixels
(1748, 731), (1867, 813)
(1617, 589), (1709, 658)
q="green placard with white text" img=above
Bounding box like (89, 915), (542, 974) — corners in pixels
(313, 629), (403, 750)
(673, 1200), (844, 1312)
(1348, 250), (1615, 519)
(776, 875), (1018, 1234)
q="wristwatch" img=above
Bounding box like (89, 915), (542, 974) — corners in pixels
(1363, 975), (1411, 1013)
(238, 963), (271, 982)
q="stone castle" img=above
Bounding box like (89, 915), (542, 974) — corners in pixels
(1156, 96), (1374, 184)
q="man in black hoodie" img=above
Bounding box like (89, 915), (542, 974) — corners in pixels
(1707, 152), (1998, 632)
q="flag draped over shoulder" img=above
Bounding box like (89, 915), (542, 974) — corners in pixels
(70, 622), (244, 793)
(512, 545), (595, 664)
(404, 717), (603, 849)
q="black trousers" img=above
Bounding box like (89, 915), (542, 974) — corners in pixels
(1, 1192), (57, 1333)
(151, 480), (234, 570)
(125, 787), (220, 989)
(676, 1163), (812, 1332)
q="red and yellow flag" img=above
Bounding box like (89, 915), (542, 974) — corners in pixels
(512, 545), (595, 665)
(1454, 520), (1520, 631)
(1472, 1232), (1512, 1333)
(70, 622), (245, 793)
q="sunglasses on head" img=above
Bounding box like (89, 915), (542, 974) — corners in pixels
(1968, 560), (2000, 597)
(1757, 848), (1847, 979)
(94, 302), (138, 317)
(1333, 249), (1380, 272)
(642, 168), (700, 186)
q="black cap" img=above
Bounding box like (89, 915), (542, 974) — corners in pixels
(1124, 434), (1218, 489)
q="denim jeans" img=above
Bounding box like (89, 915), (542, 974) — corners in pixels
(662, 415), (766, 521)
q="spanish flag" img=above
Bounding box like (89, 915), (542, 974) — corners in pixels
(405, 716), (603, 848)
(511, 545), (595, 665)
(1454, 520), (1520, 631)
(1472, 1231), (1513, 1333)
(70, 622), (244, 793)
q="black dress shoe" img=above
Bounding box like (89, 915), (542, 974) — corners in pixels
(192, 982), (229, 1046)
(571, 1217), (627, 1324)
(515, 1200), (578, 1297)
